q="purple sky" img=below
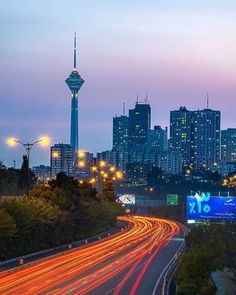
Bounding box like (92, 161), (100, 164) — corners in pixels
(1, 0), (236, 167)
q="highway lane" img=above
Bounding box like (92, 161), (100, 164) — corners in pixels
(0, 216), (182, 295)
(90, 222), (185, 295)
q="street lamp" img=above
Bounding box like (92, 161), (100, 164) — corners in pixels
(7, 136), (50, 195)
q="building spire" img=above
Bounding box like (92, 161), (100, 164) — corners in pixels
(74, 32), (77, 70)
(123, 102), (125, 116)
(207, 91), (209, 109)
(145, 92), (148, 104)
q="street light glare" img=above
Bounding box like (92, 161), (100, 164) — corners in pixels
(78, 151), (85, 158)
(91, 166), (97, 172)
(52, 151), (59, 158)
(116, 171), (123, 179)
(100, 160), (106, 167)
(78, 160), (85, 168)
(39, 136), (50, 146)
(7, 137), (17, 146)
(109, 166), (115, 172)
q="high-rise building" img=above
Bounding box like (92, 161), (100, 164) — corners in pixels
(147, 125), (168, 153)
(221, 129), (236, 163)
(170, 107), (191, 167)
(77, 151), (94, 176)
(50, 144), (74, 178)
(156, 152), (182, 175)
(128, 102), (151, 149)
(221, 130), (228, 163)
(191, 109), (221, 170)
(170, 107), (221, 170)
(113, 115), (129, 152)
(65, 33), (84, 154)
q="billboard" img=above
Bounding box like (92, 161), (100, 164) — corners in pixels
(186, 193), (236, 221)
(117, 194), (135, 205)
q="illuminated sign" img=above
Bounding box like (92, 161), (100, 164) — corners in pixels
(117, 194), (135, 205)
(167, 194), (178, 206)
(186, 193), (236, 220)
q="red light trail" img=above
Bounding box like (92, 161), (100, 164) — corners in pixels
(0, 216), (180, 294)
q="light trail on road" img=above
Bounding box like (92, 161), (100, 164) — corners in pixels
(0, 216), (180, 295)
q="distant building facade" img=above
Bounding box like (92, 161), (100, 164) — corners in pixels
(170, 107), (221, 170)
(32, 165), (51, 182)
(191, 109), (221, 170)
(170, 106), (191, 168)
(147, 125), (168, 153)
(128, 102), (151, 149)
(113, 115), (129, 152)
(50, 144), (74, 178)
(221, 129), (236, 163)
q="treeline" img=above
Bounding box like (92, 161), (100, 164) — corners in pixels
(176, 223), (236, 295)
(146, 168), (236, 200)
(0, 173), (124, 260)
(0, 156), (36, 196)
(151, 204), (185, 223)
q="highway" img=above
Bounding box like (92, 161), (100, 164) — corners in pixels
(0, 216), (184, 295)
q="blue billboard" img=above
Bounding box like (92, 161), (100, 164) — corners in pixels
(186, 193), (236, 220)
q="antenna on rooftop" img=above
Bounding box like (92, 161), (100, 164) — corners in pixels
(207, 91), (209, 109)
(145, 92), (148, 104)
(122, 102), (125, 116)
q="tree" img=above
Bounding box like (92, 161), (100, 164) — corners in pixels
(102, 177), (115, 202)
(17, 155), (37, 193)
(0, 209), (17, 238)
(177, 249), (218, 292)
(0, 173), (124, 260)
(0, 198), (62, 258)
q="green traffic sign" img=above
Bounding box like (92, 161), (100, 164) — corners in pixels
(167, 194), (178, 206)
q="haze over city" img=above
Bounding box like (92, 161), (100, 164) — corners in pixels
(1, 0), (236, 166)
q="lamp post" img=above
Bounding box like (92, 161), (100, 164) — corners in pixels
(7, 136), (50, 195)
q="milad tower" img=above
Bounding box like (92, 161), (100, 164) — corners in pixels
(65, 33), (84, 156)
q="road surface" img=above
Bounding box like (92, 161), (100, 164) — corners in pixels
(0, 216), (184, 294)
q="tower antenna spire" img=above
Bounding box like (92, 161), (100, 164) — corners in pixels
(136, 92), (139, 104)
(123, 102), (125, 116)
(74, 32), (77, 70)
(207, 91), (209, 109)
(145, 92), (148, 104)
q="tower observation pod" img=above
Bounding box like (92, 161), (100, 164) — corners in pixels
(65, 32), (84, 155)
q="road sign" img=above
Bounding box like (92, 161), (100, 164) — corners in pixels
(167, 194), (178, 206)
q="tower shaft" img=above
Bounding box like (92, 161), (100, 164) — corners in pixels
(70, 93), (79, 152)
(65, 33), (84, 154)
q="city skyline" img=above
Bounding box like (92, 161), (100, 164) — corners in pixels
(1, 1), (236, 166)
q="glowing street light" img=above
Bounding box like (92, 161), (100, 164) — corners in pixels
(52, 151), (59, 158)
(116, 171), (123, 179)
(78, 160), (85, 168)
(78, 151), (85, 158)
(52, 150), (59, 178)
(109, 166), (116, 172)
(99, 160), (106, 168)
(40, 136), (50, 146)
(91, 166), (97, 172)
(7, 137), (17, 146)
(7, 136), (50, 195)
